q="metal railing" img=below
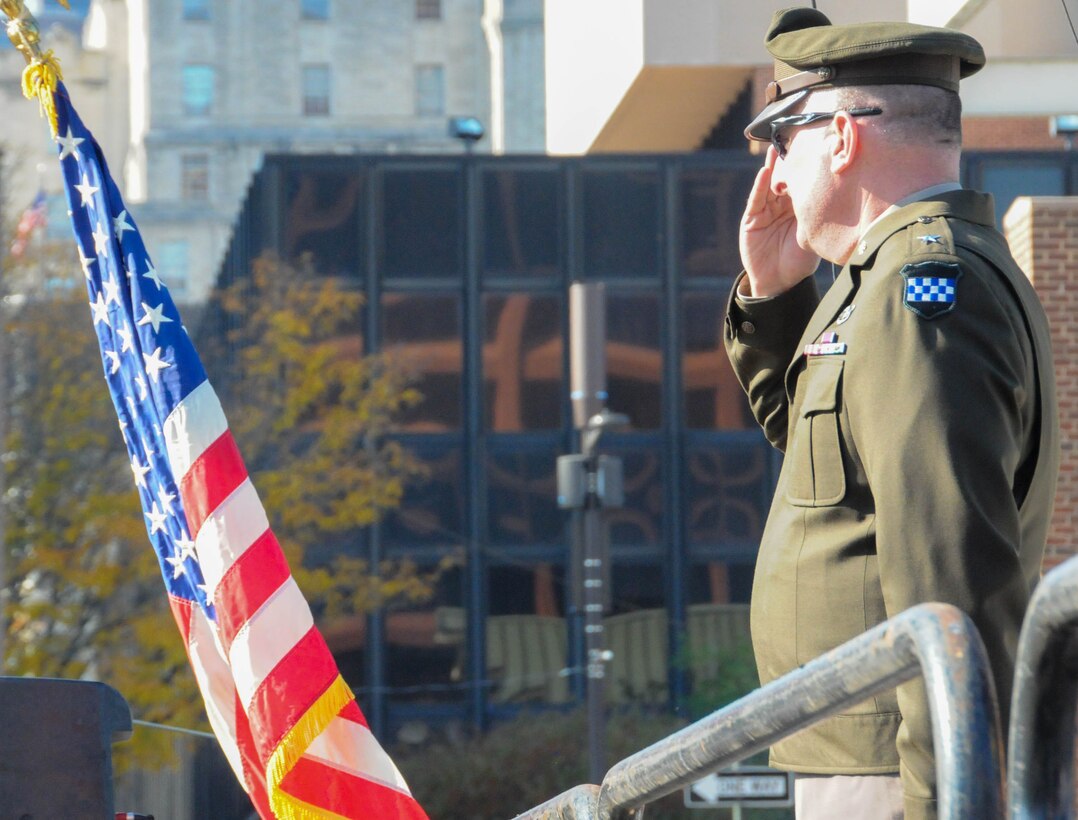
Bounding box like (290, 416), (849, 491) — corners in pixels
(514, 602), (1004, 820)
(1008, 555), (1078, 819)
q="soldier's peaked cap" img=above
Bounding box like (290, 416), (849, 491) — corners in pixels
(745, 7), (986, 140)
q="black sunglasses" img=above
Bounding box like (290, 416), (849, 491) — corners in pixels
(770, 107), (883, 159)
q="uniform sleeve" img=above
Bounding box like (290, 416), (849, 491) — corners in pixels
(846, 253), (1034, 815)
(724, 272), (820, 451)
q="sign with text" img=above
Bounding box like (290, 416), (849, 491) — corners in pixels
(685, 766), (794, 809)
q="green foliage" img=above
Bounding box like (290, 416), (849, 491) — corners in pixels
(679, 638), (761, 719)
(393, 708), (693, 820)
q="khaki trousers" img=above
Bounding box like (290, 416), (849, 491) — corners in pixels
(795, 774), (904, 820)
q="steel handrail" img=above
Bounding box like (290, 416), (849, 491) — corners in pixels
(513, 602), (1003, 820)
(1008, 555), (1078, 819)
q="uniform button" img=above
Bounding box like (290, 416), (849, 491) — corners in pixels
(740, 320), (756, 335)
(858, 242), (867, 253)
(917, 216), (934, 223)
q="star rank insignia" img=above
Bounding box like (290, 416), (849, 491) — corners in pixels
(919, 234), (944, 245)
(901, 261), (961, 319)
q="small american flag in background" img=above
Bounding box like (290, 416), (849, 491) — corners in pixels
(50, 81), (428, 820)
(10, 188), (48, 257)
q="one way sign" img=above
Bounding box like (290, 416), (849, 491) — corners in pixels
(685, 766), (794, 809)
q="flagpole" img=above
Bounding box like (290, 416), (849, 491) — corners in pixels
(1, 0), (46, 64)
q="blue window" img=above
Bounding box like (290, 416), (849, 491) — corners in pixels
(182, 65), (215, 116)
(302, 64), (331, 116)
(182, 0), (209, 20)
(301, 0), (330, 19)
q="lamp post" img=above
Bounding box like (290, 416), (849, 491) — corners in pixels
(447, 116), (485, 154)
(558, 282), (627, 785)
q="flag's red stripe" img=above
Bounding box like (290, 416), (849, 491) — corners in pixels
(337, 699), (369, 729)
(214, 529), (291, 651)
(180, 430), (248, 536)
(168, 595), (194, 643)
(280, 756), (429, 820)
(234, 689), (274, 820)
(246, 627), (342, 762)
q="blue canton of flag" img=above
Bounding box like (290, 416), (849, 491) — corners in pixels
(53, 85), (211, 614)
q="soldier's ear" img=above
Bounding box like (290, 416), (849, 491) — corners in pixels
(829, 111), (860, 174)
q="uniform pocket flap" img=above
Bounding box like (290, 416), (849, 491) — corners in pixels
(799, 359), (843, 416)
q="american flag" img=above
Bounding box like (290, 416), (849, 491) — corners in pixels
(50, 83), (428, 819)
(10, 188), (48, 257)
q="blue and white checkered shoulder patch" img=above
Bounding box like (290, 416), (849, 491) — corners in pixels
(900, 261), (962, 319)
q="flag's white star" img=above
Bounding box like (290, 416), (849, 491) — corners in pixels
(74, 173), (99, 207)
(197, 581), (214, 605)
(145, 501), (168, 535)
(104, 349), (121, 374)
(118, 418), (129, 444)
(130, 454), (151, 489)
(175, 531), (197, 562)
(143, 347), (171, 383)
(113, 210), (135, 238)
(126, 395), (137, 414)
(141, 437), (155, 459)
(89, 292), (110, 326)
(56, 127), (84, 161)
(165, 552), (187, 579)
(92, 221), (110, 258)
(157, 486), (176, 516)
(134, 374), (148, 400)
(138, 302), (173, 334)
(142, 260), (164, 291)
(102, 273), (122, 306)
(116, 324), (134, 353)
(78, 246), (96, 280)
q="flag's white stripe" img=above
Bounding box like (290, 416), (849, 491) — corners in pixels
(230, 577), (314, 707)
(195, 478), (269, 594)
(187, 603), (246, 782)
(163, 379), (229, 481)
(305, 716), (413, 796)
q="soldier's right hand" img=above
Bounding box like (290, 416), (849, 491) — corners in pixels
(738, 147), (820, 297)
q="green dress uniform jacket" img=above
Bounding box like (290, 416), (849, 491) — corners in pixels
(724, 190), (1059, 820)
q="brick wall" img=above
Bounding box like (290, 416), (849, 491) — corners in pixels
(964, 116), (1070, 152)
(1004, 197), (1078, 569)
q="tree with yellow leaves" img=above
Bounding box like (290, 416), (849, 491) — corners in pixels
(0, 218), (440, 765)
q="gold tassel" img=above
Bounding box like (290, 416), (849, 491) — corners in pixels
(267, 674), (356, 820)
(21, 50), (63, 137)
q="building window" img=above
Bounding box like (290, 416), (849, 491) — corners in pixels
(181, 154), (210, 201)
(301, 0), (329, 19)
(182, 64), (215, 117)
(302, 64), (331, 116)
(416, 0), (441, 19)
(415, 64), (445, 117)
(182, 0), (209, 20)
(157, 240), (189, 298)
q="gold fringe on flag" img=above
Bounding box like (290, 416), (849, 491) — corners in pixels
(267, 674), (357, 820)
(2, 0), (67, 136)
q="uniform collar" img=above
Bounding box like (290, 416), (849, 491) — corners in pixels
(845, 188), (996, 269)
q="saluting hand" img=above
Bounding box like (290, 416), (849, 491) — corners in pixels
(738, 147), (820, 297)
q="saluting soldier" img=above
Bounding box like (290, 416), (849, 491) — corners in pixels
(724, 8), (1060, 819)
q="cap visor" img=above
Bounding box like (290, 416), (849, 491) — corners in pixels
(744, 90), (807, 141)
